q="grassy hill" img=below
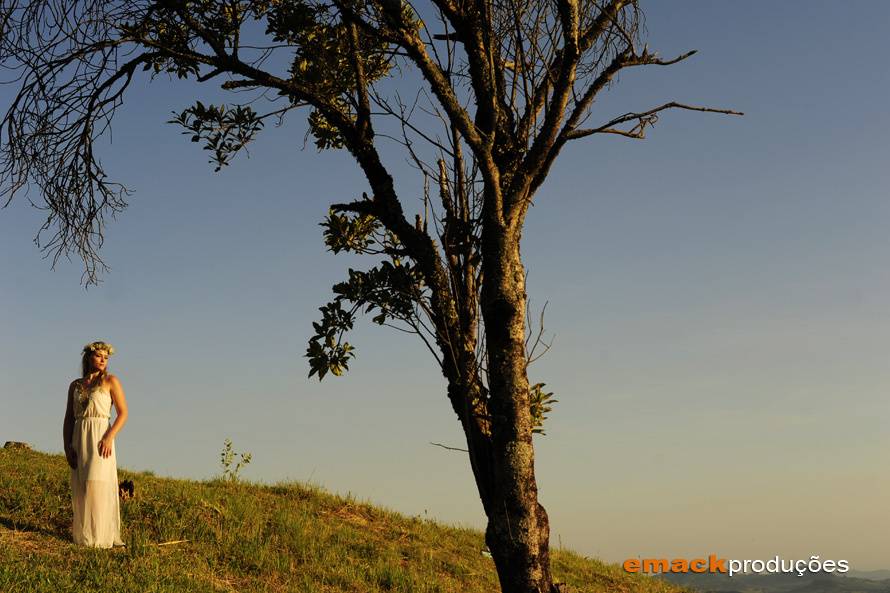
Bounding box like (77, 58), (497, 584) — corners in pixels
(0, 447), (689, 593)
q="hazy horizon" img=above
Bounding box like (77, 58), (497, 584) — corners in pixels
(2, 2), (888, 571)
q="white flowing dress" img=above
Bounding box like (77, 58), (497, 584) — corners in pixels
(69, 381), (124, 548)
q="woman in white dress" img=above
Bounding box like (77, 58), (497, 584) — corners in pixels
(62, 341), (129, 548)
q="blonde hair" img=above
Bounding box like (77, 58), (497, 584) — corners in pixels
(81, 341), (115, 381)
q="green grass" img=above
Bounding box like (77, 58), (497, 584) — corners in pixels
(0, 448), (689, 593)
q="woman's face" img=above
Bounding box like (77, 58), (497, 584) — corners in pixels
(89, 350), (109, 372)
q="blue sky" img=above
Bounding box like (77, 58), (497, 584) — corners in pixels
(2, 2), (888, 569)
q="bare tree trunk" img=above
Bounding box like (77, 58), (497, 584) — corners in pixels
(478, 227), (556, 593)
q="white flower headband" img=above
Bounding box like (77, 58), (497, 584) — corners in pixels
(82, 341), (115, 356)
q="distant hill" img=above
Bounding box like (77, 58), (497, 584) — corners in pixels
(661, 569), (890, 593)
(848, 571), (890, 582)
(0, 447), (694, 593)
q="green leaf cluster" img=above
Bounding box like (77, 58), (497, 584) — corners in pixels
(169, 102), (264, 171)
(308, 208), (426, 381)
(267, 2), (392, 95)
(306, 257), (426, 380)
(322, 209), (381, 254)
(306, 300), (357, 380)
(529, 383), (557, 435)
(120, 9), (199, 79)
(260, 1), (394, 150)
(332, 260), (424, 325)
(307, 106), (349, 150)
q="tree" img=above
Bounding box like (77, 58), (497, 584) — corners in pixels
(0, 2), (740, 591)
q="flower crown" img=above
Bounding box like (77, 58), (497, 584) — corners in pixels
(82, 341), (115, 356)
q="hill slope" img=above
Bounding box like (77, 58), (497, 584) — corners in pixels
(0, 447), (688, 593)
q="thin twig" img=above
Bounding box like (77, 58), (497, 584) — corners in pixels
(430, 441), (468, 453)
(157, 539), (190, 546)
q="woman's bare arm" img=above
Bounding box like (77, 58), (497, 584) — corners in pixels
(99, 375), (128, 458)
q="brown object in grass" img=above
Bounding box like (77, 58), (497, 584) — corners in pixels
(118, 479), (134, 500)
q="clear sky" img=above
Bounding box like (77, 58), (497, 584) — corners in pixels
(2, 2), (888, 571)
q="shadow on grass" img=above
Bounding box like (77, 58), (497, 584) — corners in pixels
(0, 515), (71, 543)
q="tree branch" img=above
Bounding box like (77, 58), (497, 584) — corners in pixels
(430, 441), (469, 453)
(376, 2), (489, 157)
(566, 102), (744, 140)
